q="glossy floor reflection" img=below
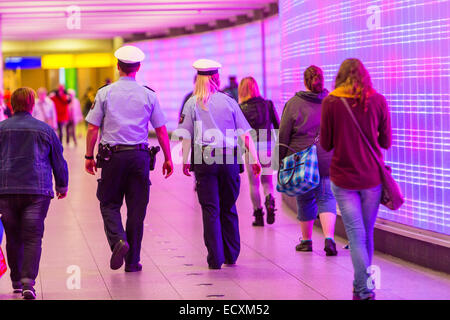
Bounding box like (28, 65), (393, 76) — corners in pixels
(0, 139), (449, 300)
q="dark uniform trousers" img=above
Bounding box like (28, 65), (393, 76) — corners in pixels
(194, 161), (241, 268)
(97, 150), (150, 266)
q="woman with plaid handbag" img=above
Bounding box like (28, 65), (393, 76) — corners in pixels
(278, 66), (338, 256)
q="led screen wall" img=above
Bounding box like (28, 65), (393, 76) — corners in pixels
(132, 15), (280, 131)
(280, 0), (449, 235)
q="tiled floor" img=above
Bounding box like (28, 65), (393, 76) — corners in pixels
(0, 139), (449, 300)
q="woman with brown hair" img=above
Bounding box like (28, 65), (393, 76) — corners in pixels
(238, 77), (280, 227)
(279, 65), (338, 255)
(321, 58), (392, 300)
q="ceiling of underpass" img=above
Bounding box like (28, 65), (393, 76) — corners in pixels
(0, 0), (277, 40)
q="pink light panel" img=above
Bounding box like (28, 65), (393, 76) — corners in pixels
(280, 0), (450, 235)
(132, 15), (281, 131)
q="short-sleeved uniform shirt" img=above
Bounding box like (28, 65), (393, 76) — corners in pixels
(86, 76), (166, 146)
(177, 92), (251, 149)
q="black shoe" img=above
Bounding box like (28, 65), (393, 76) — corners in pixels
(265, 194), (276, 225)
(110, 240), (130, 270)
(125, 263), (142, 272)
(208, 265), (221, 270)
(252, 208), (264, 227)
(22, 286), (36, 300)
(295, 240), (313, 252)
(12, 281), (22, 294)
(324, 238), (338, 256)
(353, 291), (376, 300)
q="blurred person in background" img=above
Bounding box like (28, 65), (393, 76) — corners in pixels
(3, 88), (13, 117)
(238, 77), (280, 227)
(0, 87), (68, 300)
(49, 84), (71, 143)
(179, 75), (197, 119)
(32, 87), (57, 130)
(82, 87), (95, 129)
(222, 75), (239, 102)
(0, 89), (12, 121)
(278, 65), (337, 256)
(66, 89), (84, 146)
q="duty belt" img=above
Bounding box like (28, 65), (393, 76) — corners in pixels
(111, 143), (148, 153)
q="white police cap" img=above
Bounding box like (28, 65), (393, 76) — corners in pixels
(193, 59), (222, 75)
(114, 45), (145, 64)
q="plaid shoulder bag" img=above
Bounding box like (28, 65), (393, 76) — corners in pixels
(276, 137), (320, 196)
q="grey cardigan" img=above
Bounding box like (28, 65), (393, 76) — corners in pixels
(278, 90), (332, 177)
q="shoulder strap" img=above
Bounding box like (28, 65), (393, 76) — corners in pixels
(340, 97), (382, 168)
(97, 83), (110, 91)
(143, 85), (155, 92)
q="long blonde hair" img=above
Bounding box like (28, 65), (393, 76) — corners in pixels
(194, 73), (220, 111)
(238, 77), (261, 104)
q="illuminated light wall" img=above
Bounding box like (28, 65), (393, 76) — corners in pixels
(132, 15), (281, 131)
(280, 0), (450, 235)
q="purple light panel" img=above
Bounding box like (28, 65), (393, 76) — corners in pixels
(280, 0), (450, 235)
(132, 16), (281, 131)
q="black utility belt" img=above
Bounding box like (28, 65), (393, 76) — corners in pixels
(97, 143), (160, 170)
(110, 143), (148, 153)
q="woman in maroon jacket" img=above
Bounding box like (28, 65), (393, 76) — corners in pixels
(321, 59), (392, 300)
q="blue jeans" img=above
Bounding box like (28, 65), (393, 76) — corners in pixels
(0, 195), (51, 286)
(330, 182), (382, 299)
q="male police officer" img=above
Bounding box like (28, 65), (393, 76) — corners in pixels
(85, 45), (173, 272)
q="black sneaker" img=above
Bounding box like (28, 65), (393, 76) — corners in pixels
(265, 194), (276, 225)
(295, 240), (312, 252)
(22, 286), (36, 300)
(252, 208), (264, 227)
(324, 238), (338, 256)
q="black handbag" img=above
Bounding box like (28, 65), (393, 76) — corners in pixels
(341, 97), (404, 210)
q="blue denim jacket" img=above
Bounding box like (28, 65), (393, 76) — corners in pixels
(0, 112), (68, 198)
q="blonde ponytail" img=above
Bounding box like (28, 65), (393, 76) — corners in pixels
(194, 74), (220, 111)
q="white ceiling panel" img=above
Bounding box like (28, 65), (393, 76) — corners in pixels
(0, 0), (276, 40)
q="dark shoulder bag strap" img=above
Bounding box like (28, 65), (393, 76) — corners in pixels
(340, 97), (382, 168)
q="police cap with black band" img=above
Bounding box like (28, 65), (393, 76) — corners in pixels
(193, 59), (222, 75)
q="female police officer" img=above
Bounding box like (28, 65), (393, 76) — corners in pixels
(176, 59), (261, 269)
(85, 45), (173, 272)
